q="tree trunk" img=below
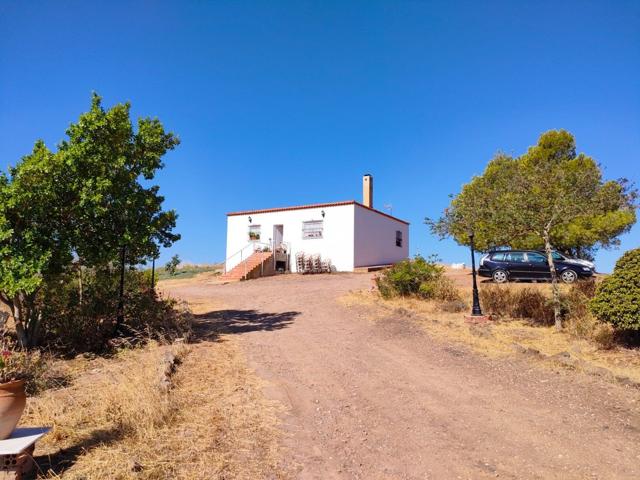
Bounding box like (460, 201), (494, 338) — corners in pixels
(13, 305), (29, 348)
(0, 293), (14, 335)
(13, 294), (32, 347)
(25, 297), (42, 348)
(1, 290), (42, 348)
(543, 231), (562, 331)
(15, 292), (42, 348)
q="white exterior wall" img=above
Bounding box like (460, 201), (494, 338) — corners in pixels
(353, 204), (409, 267)
(226, 204), (356, 272)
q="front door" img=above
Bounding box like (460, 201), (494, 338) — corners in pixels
(273, 225), (284, 249)
(526, 252), (551, 279)
(504, 251), (529, 279)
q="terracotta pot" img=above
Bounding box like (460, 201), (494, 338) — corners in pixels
(0, 380), (26, 439)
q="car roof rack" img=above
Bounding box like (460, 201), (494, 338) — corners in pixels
(487, 247), (511, 253)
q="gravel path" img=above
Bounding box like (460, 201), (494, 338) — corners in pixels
(164, 273), (640, 480)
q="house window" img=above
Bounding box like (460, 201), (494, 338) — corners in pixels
(248, 225), (261, 241)
(302, 220), (323, 239)
(395, 230), (403, 247)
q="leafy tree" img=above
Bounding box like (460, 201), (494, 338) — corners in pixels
(428, 130), (637, 330)
(590, 248), (640, 331)
(0, 94), (180, 346)
(165, 255), (181, 276)
(551, 179), (637, 260)
(58, 93), (180, 268)
(57, 93), (180, 329)
(0, 141), (72, 347)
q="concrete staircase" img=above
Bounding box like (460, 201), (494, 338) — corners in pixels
(220, 251), (274, 282)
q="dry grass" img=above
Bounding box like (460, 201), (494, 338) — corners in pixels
(341, 288), (640, 385)
(25, 337), (288, 479)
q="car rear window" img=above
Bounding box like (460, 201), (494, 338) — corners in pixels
(505, 252), (526, 263)
(527, 252), (547, 263)
(491, 252), (506, 261)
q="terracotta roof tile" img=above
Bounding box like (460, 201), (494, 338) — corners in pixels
(227, 200), (409, 225)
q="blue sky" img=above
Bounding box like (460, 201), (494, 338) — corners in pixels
(1, 1), (638, 272)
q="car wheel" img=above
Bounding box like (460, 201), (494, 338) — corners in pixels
(560, 269), (577, 284)
(492, 269), (508, 284)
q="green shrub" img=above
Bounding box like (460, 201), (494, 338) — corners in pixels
(376, 256), (463, 302)
(590, 248), (640, 331)
(376, 256), (443, 298)
(417, 281), (437, 299)
(37, 267), (191, 355)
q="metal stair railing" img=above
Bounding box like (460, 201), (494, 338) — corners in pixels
(224, 241), (272, 277)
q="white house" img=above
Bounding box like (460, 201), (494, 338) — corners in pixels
(223, 175), (409, 279)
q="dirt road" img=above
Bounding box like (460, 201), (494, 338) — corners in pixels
(164, 273), (640, 479)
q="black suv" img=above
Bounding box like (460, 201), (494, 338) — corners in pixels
(477, 250), (595, 284)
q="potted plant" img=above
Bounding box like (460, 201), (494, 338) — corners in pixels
(0, 347), (27, 439)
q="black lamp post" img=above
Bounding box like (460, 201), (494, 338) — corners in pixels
(150, 256), (156, 290)
(469, 231), (483, 316)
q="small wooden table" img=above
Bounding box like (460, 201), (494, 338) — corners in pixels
(0, 428), (50, 480)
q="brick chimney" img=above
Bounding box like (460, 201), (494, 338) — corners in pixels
(363, 174), (373, 208)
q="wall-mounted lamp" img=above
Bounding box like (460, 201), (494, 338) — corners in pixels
(248, 216), (252, 223)
(321, 210), (325, 218)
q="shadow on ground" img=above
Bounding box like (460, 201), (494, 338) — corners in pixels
(192, 309), (300, 342)
(30, 426), (123, 479)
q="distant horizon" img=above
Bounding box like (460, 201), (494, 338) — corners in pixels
(2, 1), (638, 273)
